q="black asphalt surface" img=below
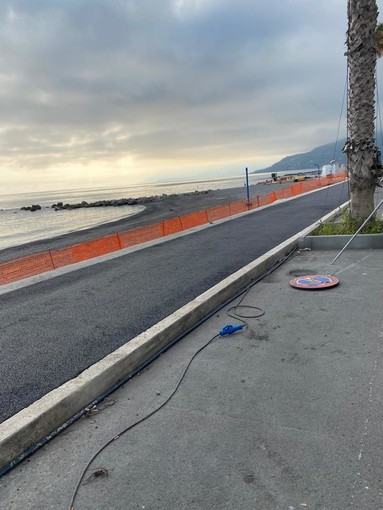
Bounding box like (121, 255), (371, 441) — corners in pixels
(0, 183), (348, 423)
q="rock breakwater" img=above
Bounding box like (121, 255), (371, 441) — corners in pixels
(20, 190), (212, 212)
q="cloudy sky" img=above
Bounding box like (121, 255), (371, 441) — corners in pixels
(0, 0), (381, 193)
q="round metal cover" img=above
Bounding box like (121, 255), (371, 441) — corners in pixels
(289, 274), (339, 290)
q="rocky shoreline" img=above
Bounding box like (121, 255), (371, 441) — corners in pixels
(20, 189), (212, 212)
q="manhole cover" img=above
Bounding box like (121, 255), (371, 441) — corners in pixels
(289, 274), (339, 290)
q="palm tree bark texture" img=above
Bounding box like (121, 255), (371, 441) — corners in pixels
(343, 0), (381, 223)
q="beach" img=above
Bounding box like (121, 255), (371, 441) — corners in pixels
(0, 181), (294, 265)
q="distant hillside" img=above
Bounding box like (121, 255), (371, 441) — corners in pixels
(255, 140), (347, 174)
(257, 136), (383, 174)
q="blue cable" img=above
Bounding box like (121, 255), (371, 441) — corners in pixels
(219, 324), (245, 336)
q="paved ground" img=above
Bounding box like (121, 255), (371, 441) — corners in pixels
(1, 247), (382, 510)
(0, 184), (348, 424)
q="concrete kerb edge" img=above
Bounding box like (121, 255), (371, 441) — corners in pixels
(300, 232), (383, 250)
(0, 201), (345, 474)
(298, 200), (350, 249)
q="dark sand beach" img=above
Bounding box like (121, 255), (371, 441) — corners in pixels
(0, 181), (295, 264)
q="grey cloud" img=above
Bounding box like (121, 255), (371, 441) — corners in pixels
(0, 0), (360, 182)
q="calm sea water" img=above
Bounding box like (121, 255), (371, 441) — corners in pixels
(0, 172), (293, 251)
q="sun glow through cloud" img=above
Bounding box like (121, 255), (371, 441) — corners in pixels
(0, 0), (375, 193)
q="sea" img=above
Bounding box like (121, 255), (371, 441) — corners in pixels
(0, 171), (297, 251)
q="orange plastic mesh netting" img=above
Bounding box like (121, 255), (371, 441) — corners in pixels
(118, 223), (164, 248)
(282, 186), (295, 199)
(318, 177), (330, 187)
(248, 196), (260, 210)
(206, 204), (231, 222)
(0, 252), (54, 285)
(301, 180), (317, 193)
(272, 188), (286, 201)
(51, 234), (120, 268)
(325, 173), (348, 185)
(180, 210), (209, 230)
(257, 193), (276, 207)
(50, 246), (76, 268)
(291, 182), (304, 195)
(229, 200), (249, 215)
(162, 217), (183, 236)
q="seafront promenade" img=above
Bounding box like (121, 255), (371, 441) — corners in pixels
(0, 183), (346, 426)
(0, 180), (364, 506)
(0, 175), (345, 281)
(2, 242), (383, 509)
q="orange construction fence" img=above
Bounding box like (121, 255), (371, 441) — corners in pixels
(118, 223), (164, 248)
(50, 234), (121, 268)
(206, 204), (231, 223)
(0, 251), (54, 285)
(0, 174), (348, 285)
(180, 210), (209, 230)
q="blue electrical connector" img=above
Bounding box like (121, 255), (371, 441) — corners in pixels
(219, 324), (245, 336)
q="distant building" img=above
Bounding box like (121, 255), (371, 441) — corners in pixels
(321, 161), (347, 177)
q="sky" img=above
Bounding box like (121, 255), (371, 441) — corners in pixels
(0, 0), (381, 193)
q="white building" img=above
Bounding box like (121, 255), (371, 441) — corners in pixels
(321, 161), (347, 177)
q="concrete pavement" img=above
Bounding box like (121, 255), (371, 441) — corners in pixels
(1, 245), (383, 509)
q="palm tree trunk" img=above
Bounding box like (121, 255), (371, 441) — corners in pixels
(343, 0), (379, 223)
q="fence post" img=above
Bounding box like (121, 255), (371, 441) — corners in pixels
(48, 249), (55, 269)
(117, 232), (123, 249)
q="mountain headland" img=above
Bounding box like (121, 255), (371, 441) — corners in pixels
(254, 140), (347, 174)
(255, 135), (383, 174)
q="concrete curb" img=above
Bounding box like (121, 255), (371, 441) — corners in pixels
(299, 232), (383, 250)
(297, 199), (383, 249)
(0, 201), (348, 475)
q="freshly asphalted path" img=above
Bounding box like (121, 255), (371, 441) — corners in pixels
(0, 184), (347, 423)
